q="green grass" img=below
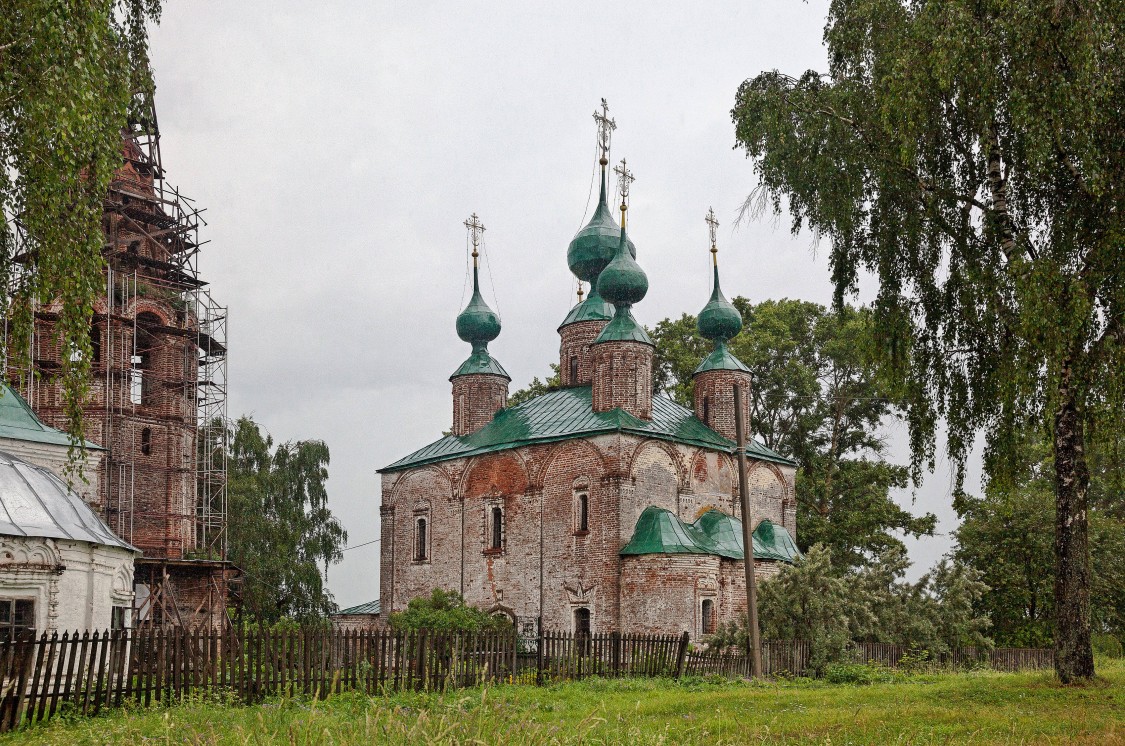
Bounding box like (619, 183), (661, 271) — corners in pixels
(5, 659), (1124, 745)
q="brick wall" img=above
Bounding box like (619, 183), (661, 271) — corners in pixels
(451, 374), (508, 436)
(379, 431), (796, 638)
(590, 341), (654, 420)
(692, 368), (752, 442)
(558, 320), (607, 386)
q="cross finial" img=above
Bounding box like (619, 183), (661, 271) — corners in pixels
(706, 207), (719, 263)
(613, 159), (634, 204)
(464, 212), (486, 263)
(593, 98), (616, 166)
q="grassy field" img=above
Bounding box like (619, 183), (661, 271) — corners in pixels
(4, 659), (1123, 745)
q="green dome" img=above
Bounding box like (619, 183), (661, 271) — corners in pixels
(456, 268), (501, 344)
(567, 173), (636, 283)
(597, 224), (648, 307)
(697, 264), (742, 342)
(559, 284), (615, 329)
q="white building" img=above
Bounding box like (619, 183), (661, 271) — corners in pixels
(0, 386), (137, 636)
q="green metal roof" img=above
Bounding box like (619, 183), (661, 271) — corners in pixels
(559, 285), (614, 328)
(379, 385), (796, 473)
(567, 172), (636, 283)
(450, 347), (511, 380)
(597, 224), (648, 307)
(620, 506), (801, 563)
(335, 599), (380, 615)
(592, 307), (654, 345)
(693, 342), (751, 375)
(697, 264), (743, 342)
(0, 384), (104, 451)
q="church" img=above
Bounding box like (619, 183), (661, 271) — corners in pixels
(378, 114), (800, 639)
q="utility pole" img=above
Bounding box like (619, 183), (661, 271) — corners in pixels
(734, 383), (763, 677)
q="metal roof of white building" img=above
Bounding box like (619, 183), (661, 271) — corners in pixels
(0, 450), (136, 552)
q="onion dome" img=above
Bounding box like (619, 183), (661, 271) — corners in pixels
(567, 172), (636, 283)
(558, 283), (615, 328)
(694, 260), (749, 374)
(452, 262), (510, 380)
(594, 223), (653, 344)
(697, 264), (742, 342)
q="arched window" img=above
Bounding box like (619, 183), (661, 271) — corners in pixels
(490, 506), (503, 550)
(576, 492), (589, 533)
(702, 395), (710, 426)
(569, 355), (578, 384)
(141, 427), (152, 456)
(701, 599), (714, 635)
(574, 607), (591, 641)
(414, 518), (428, 561)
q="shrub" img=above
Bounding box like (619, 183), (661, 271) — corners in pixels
(389, 589), (513, 634)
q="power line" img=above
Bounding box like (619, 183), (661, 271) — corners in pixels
(341, 537), (380, 552)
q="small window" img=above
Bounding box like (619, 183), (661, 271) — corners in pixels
(574, 607), (591, 638)
(701, 599), (714, 635)
(0, 599), (35, 641)
(576, 493), (589, 533)
(569, 355), (578, 384)
(414, 518), (428, 561)
(490, 506), (503, 550)
(702, 395), (710, 426)
(111, 606), (129, 631)
(141, 428), (152, 456)
(90, 323), (101, 364)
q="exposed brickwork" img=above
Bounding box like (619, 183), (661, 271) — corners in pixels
(379, 431), (795, 639)
(451, 374), (508, 436)
(558, 320), (607, 386)
(590, 341), (654, 420)
(692, 368), (752, 442)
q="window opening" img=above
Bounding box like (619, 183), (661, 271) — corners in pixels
(90, 323), (101, 363)
(701, 599), (714, 635)
(141, 428), (152, 456)
(577, 493), (589, 532)
(0, 599), (35, 641)
(574, 607), (591, 650)
(569, 355), (578, 383)
(111, 606), (129, 631)
(490, 506), (503, 550)
(702, 395), (710, 426)
(415, 518), (428, 561)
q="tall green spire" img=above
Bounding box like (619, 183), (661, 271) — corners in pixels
(452, 214), (509, 380)
(594, 203), (653, 345)
(695, 208), (749, 374)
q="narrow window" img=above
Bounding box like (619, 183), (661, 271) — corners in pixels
(141, 428), (152, 456)
(574, 607), (591, 640)
(490, 506), (503, 550)
(577, 493), (589, 532)
(569, 355), (578, 384)
(415, 518), (428, 561)
(90, 323), (101, 364)
(701, 599), (714, 635)
(702, 395), (710, 426)
(111, 606), (129, 631)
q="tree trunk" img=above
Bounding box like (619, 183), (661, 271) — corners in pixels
(1052, 364), (1094, 682)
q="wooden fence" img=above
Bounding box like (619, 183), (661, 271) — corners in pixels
(0, 627), (1054, 732)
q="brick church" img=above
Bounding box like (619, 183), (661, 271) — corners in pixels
(378, 123), (800, 639)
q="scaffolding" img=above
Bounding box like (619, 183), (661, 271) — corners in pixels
(3, 97), (233, 629)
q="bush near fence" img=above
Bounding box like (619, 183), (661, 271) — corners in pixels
(0, 627), (1054, 732)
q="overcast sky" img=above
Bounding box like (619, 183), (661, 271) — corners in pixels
(149, 1), (980, 609)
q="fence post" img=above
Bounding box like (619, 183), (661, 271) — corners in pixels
(674, 631), (690, 680)
(610, 631), (621, 678)
(535, 621), (544, 686)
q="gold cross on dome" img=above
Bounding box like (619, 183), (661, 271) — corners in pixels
(463, 213), (486, 259)
(613, 159), (634, 204)
(706, 207), (719, 255)
(593, 98), (616, 164)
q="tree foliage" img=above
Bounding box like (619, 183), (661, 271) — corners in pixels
(955, 429), (1125, 647)
(388, 589), (513, 634)
(651, 298), (935, 567)
(507, 364), (561, 408)
(228, 417), (347, 624)
(732, 0), (1123, 681)
(1, 1), (162, 452)
(711, 544), (990, 675)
